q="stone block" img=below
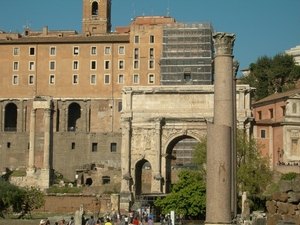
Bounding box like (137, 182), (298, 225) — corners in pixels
(267, 214), (282, 225)
(278, 202), (289, 214)
(266, 200), (277, 214)
(273, 192), (289, 202)
(276, 221), (296, 225)
(293, 178), (300, 192)
(288, 192), (300, 203)
(280, 180), (293, 193)
(287, 203), (298, 215)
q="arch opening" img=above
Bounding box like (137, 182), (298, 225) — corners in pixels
(4, 103), (17, 131)
(92, 2), (98, 16)
(135, 159), (152, 196)
(165, 135), (198, 193)
(68, 103), (81, 131)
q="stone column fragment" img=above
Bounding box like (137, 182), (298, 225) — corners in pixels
(43, 108), (51, 169)
(28, 108), (36, 172)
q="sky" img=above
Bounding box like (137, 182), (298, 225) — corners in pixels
(0, 0), (299, 77)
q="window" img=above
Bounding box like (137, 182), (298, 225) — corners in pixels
(13, 75), (18, 85)
(28, 75), (34, 85)
(149, 74), (154, 83)
(13, 47), (19, 56)
(102, 176), (110, 184)
(149, 60), (154, 69)
(29, 62), (35, 71)
(105, 61), (110, 70)
(111, 143), (117, 152)
(134, 35), (139, 43)
(134, 48), (139, 59)
(7, 142), (11, 148)
(92, 2), (98, 15)
(13, 62), (19, 71)
(260, 130), (266, 138)
(29, 47), (35, 55)
(104, 74), (110, 84)
(119, 60), (124, 70)
(91, 46), (97, 55)
(269, 108), (274, 119)
(149, 48), (154, 58)
(257, 111), (262, 120)
(118, 74), (124, 84)
(150, 35), (154, 43)
(134, 60), (139, 69)
(92, 143), (98, 152)
(73, 47), (79, 55)
(281, 106), (286, 116)
(50, 47), (56, 55)
(50, 61), (55, 70)
(118, 102), (122, 112)
(119, 46), (124, 54)
(73, 61), (79, 70)
(133, 74), (139, 84)
(184, 74), (191, 84)
(105, 46), (111, 54)
(91, 60), (97, 70)
(73, 75), (78, 84)
(50, 75), (55, 84)
(71, 142), (75, 149)
(91, 75), (96, 84)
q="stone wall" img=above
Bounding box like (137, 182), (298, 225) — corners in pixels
(266, 178), (300, 225)
(34, 194), (111, 214)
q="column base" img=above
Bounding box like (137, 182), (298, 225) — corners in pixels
(26, 167), (36, 176)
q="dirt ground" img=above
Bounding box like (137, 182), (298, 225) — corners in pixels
(0, 219), (42, 225)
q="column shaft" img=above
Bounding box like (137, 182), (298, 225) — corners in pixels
(121, 117), (132, 192)
(29, 109), (36, 169)
(43, 108), (51, 169)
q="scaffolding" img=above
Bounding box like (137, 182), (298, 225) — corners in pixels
(160, 22), (214, 85)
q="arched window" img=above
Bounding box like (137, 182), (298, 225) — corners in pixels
(92, 2), (98, 15)
(68, 103), (81, 131)
(4, 103), (17, 131)
(292, 103), (297, 114)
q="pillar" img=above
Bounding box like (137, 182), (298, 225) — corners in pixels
(28, 108), (36, 173)
(43, 108), (51, 169)
(120, 117), (133, 212)
(152, 117), (163, 193)
(206, 32), (235, 225)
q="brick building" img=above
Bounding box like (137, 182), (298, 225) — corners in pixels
(0, 0), (214, 187)
(252, 88), (300, 169)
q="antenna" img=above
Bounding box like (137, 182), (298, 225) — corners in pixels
(167, 0), (170, 16)
(131, 3), (135, 21)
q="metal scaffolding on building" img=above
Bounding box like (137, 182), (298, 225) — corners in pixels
(160, 22), (214, 85)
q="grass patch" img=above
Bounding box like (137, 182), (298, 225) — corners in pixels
(10, 170), (26, 177)
(47, 186), (83, 194)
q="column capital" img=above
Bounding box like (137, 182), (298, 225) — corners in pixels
(233, 60), (240, 78)
(213, 32), (236, 55)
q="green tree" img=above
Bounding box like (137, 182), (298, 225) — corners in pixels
(192, 130), (273, 195)
(21, 187), (45, 218)
(240, 53), (300, 101)
(154, 170), (206, 217)
(0, 178), (24, 218)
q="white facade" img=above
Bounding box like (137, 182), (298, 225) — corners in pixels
(286, 45), (300, 65)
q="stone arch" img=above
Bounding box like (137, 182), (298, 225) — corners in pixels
(68, 102), (81, 131)
(91, 1), (99, 15)
(162, 132), (203, 193)
(134, 159), (152, 196)
(4, 103), (18, 131)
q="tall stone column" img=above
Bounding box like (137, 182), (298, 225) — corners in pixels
(206, 32), (235, 225)
(28, 108), (36, 174)
(0, 104), (2, 132)
(43, 108), (51, 169)
(152, 117), (163, 193)
(120, 117), (132, 212)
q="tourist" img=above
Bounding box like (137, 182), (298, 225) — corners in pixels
(40, 220), (46, 225)
(132, 217), (139, 225)
(46, 220), (51, 225)
(105, 218), (113, 225)
(147, 215), (153, 225)
(59, 219), (66, 225)
(87, 215), (96, 225)
(68, 216), (75, 225)
(124, 215), (129, 225)
(96, 219), (102, 225)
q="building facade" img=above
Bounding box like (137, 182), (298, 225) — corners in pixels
(0, 0), (219, 189)
(252, 89), (300, 169)
(286, 45), (300, 65)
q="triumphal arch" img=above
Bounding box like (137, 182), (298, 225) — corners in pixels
(119, 84), (253, 210)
